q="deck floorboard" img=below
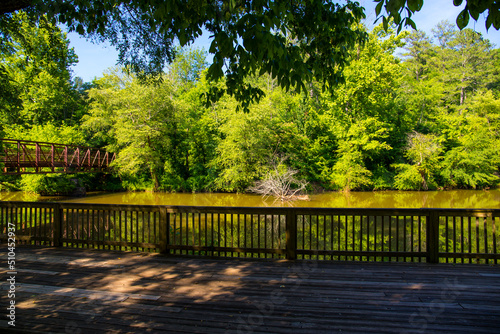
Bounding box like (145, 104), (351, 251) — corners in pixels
(1, 246), (499, 333)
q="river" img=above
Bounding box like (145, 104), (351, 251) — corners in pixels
(1, 189), (500, 208)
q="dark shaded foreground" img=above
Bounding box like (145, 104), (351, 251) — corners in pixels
(1, 246), (499, 333)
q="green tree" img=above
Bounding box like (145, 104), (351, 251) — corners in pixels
(399, 30), (441, 134)
(0, 1), (367, 108)
(84, 70), (177, 190)
(430, 23), (494, 107)
(439, 104), (500, 189)
(393, 132), (441, 190)
(330, 118), (392, 191)
(0, 11), (82, 126)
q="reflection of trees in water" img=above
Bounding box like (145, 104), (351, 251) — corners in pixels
(4, 190), (500, 209)
(311, 190), (500, 209)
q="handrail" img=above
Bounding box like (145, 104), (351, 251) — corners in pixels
(1, 201), (499, 264)
(0, 138), (98, 150)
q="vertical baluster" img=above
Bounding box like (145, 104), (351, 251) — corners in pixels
(468, 216), (472, 263)
(147, 211), (151, 252)
(124, 210), (128, 251)
(453, 216), (457, 264)
(223, 213), (227, 257)
(237, 213), (241, 258)
(134, 211), (139, 252)
(199, 213), (202, 255)
(119, 210), (123, 251)
(211, 213), (215, 257)
(403, 216), (407, 262)
(323, 215), (327, 260)
(381, 216), (385, 261)
(366, 216), (371, 262)
(476, 216), (480, 264)
(337, 215), (341, 260)
(218, 213), (221, 257)
(308, 215), (312, 260)
(410, 216), (414, 262)
(279, 213), (283, 259)
(171, 212), (175, 254)
(484, 216), (488, 265)
(270, 214), (274, 259)
(113, 210), (117, 251)
(250, 213), (253, 258)
(395, 216), (399, 262)
(154, 211), (158, 253)
(460, 216), (464, 264)
(351, 215), (355, 261)
(445, 216), (449, 263)
(180, 212), (183, 254)
(418, 216), (422, 262)
(186, 212), (190, 253)
(493, 217), (497, 265)
(29, 207), (33, 246)
(299, 215), (304, 260)
(262, 214), (266, 258)
(142, 211), (145, 252)
(389, 216), (393, 261)
(205, 212), (208, 256)
(361, 215), (365, 261)
(329, 215), (333, 261)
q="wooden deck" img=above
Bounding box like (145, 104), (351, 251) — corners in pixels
(1, 246), (500, 333)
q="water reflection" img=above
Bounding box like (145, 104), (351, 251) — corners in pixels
(2, 189), (499, 208)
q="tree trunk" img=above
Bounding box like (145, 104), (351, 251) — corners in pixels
(419, 170), (428, 190)
(151, 169), (160, 191)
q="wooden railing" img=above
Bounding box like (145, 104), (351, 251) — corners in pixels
(1, 202), (499, 264)
(0, 138), (115, 174)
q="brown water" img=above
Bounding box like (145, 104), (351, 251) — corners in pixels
(1, 190), (500, 208)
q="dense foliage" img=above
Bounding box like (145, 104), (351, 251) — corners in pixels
(1, 12), (499, 194)
(374, 0), (500, 31)
(0, 0), (368, 108)
(1, 1), (497, 108)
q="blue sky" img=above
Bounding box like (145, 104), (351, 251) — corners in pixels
(67, 0), (500, 82)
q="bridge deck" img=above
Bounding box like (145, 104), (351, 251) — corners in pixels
(1, 246), (500, 333)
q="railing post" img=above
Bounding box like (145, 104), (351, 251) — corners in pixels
(286, 210), (297, 260)
(159, 207), (169, 255)
(51, 144), (55, 172)
(35, 142), (40, 173)
(64, 146), (68, 172)
(76, 147), (80, 170)
(53, 204), (63, 247)
(426, 210), (440, 263)
(16, 140), (20, 174)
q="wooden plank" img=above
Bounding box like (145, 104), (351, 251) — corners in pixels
(299, 250), (424, 258)
(60, 239), (159, 249)
(166, 245), (286, 254)
(2, 246), (500, 334)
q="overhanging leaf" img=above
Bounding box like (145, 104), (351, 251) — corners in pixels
(456, 8), (470, 30)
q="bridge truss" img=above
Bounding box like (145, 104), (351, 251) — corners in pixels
(1, 139), (115, 175)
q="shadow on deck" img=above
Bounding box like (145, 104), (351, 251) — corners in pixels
(1, 246), (500, 333)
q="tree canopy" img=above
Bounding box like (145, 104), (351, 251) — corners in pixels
(1, 16), (499, 194)
(1, 0), (497, 107)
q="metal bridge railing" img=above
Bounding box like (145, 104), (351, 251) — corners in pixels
(0, 138), (115, 174)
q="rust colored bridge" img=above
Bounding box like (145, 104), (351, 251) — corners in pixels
(0, 138), (115, 174)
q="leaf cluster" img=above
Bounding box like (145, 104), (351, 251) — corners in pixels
(374, 0), (500, 31)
